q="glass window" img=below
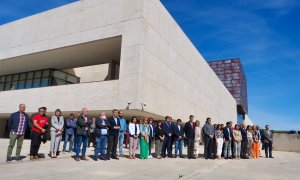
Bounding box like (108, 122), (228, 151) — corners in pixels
(0, 76), (6, 82)
(34, 71), (42, 78)
(0, 69), (79, 91)
(41, 78), (49, 87)
(6, 75), (12, 82)
(25, 79), (33, 89)
(17, 80), (25, 89)
(19, 73), (26, 80)
(52, 78), (66, 86)
(0, 83), (4, 91)
(66, 75), (79, 84)
(42, 69), (50, 77)
(13, 74), (19, 81)
(4, 83), (12, 90)
(27, 72), (33, 79)
(32, 78), (41, 88)
(11, 82), (18, 90)
(53, 70), (66, 80)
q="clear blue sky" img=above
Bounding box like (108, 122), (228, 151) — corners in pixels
(0, 0), (299, 130)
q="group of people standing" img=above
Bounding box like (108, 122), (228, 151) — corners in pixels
(6, 104), (274, 162)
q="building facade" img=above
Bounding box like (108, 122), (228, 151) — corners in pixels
(0, 0), (237, 137)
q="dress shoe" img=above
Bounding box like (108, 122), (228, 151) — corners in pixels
(75, 157), (80, 161)
(33, 156), (39, 160)
(112, 156), (119, 160)
(6, 157), (13, 162)
(81, 156), (89, 161)
(100, 157), (107, 161)
(30, 156), (35, 160)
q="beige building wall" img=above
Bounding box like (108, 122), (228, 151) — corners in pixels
(0, 0), (237, 131)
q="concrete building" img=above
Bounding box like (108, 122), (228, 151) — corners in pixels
(0, 0), (237, 137)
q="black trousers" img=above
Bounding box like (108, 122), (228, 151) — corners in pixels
(30, 132), (42, 156)
(107, 134), (118, 157)
(205, 137), (213, 159)
(264, 142), (273, 157)
(241, 141), (248, 158)
(88, 132), (95, 147)
(161, 136), (172, 157)
(187, 138), (195, 158)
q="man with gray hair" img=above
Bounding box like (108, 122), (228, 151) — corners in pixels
(6, 104), (30, 162)
(74, 108), (92, 161)
(263, 125), (274, 158)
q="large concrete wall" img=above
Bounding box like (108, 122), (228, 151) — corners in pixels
(0, 0), (236, 124)
(273, 133), (300, 153)
(0, 0), (145, 114)
(136, 0), (237, 124)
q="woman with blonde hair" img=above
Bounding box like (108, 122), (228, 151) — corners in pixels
(194, 120), (201, 158)
(140, 117), (150, 159)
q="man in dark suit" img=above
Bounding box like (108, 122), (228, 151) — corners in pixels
(184, 115), (196, 159)
(240, 123), (248, 159)
(161, 116), (173, 158)
(75, 108), (92, 161)
(106, 109), (120, 160)
(223, 121), (233, 159)
(263, 125), (274, 158)
(173, 119), (184, 158)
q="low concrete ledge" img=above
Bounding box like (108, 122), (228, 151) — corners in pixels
(273, 133), (300, 153)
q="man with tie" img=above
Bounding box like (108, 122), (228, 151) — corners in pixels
(223, 121), (233, 159)
(106, 109), (121, 160)
(161, 116), (173, 158)
(74, 108), (92, 161)
(148, 118), (155, 159)
(240, 123), (248, 159)
(184, 115), (196, 159)
(174, 119), (184, 158)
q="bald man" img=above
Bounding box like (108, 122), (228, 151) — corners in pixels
(6, 104), (30, 162)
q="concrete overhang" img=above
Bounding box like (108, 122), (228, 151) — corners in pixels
(0, 36), (122, 76)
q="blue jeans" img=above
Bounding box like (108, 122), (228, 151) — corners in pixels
(75, 134), (89, 157)
(118, 132), (125, 156)
(63, 133), (74, 152)
(175, 139), (183, 157)
(95, 136), (108, 159)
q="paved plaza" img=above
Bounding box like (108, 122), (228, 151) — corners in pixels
(0, 139), (299, 180)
